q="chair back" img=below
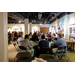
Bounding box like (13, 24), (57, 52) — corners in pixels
(58, 46), (67, 53)
(13, 43), (16, 46)
(19, 46), (26, 51)
(40, 47), (51, 54)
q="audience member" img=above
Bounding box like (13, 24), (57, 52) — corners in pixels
(32, 32), (39, 41)
(8, 31), (11, 44)
(53, 33), (67, 53)
(14, 31), (18, 40)
(21, 34), (34, 57)
(38, 35), (50, 48)
(56, 27), (62, 38)
(11, 32), (14, 41)
(49, 32), (52, 37)
(29, 32), (32, 40)
(17, 34), (24, 46)
(34, 35), (51, 57)
(51, 33), (57, 41)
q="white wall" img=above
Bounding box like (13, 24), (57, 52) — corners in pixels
(32, 24), (51, 34)
(8, 24), (25, 37)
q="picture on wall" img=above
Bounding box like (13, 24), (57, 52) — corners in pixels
(69, 27), (75, 38)
(8, 27), (12, 30)
(13, 28), (18, 31)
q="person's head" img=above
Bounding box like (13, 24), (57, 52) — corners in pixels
(34, 32), (37, 36)
(41, 35), (45, 39)
(58, 33), (63, 38)
(24, 34), (29, 40)
(53, 33), (56, 36)
(61, 33), (64, 37)
(58, 27), (60, 30)
(50, 32), (51, 34)
(19, 34), (22, 37)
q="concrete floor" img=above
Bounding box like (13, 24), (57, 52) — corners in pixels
(8, 42), (75, 62)
(8, 42), (18, 62)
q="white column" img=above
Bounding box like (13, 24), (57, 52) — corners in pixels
(0, 12), (8, 62)
(65, 14), (69, 39)
(29, 22), (32, 32)
(24, 19), (29, 35)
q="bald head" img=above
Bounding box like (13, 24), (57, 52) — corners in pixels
(58, 33), (63, 38)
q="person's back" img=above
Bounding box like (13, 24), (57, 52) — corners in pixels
(55, 33), (67, 52)
(39, 35), (49, 48)
(39, 40), (49, 48)
(32, 33), (39, 41)
(17, 35), (24, 46)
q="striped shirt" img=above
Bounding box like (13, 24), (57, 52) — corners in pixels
(21, 39), (34, 57)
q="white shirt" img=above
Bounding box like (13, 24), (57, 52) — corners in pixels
(57, 29), (62, 38)
(17, 37), (24, 46)
(58, 29), (62, 34)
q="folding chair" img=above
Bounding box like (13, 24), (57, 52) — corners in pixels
(54, 46), (70, 62)
(13, 43), (21, 51)
(14, 47), (32, 60)
(14, 52), (31, 61)
(39, 47), (54, 59)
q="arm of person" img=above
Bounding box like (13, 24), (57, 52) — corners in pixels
(53, 40), (57, 45)
(38, 47), (40, 50)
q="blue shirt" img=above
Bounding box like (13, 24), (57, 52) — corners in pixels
(55, 37), (67, 52)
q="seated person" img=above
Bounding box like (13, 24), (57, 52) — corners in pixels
(51, 33), (57, 41)
(17, 34), (24, 46)
(34, 35), (51, 57)
(21, 34), (34, 57)
(38, 35), (50, 48)
(49, 32), (52, 37)
(29, 32), (32, 40)
(53, 33), (67, 53)
(32, 32), (39, 41)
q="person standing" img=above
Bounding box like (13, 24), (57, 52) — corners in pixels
(56, 27), (62, 38)
(8, 31), (11, 44)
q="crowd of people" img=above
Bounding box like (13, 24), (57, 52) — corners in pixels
(8, 31), (23, 44)
(17, 27), (67, 59)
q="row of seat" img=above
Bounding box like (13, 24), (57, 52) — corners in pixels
(13, 43), (70, 62)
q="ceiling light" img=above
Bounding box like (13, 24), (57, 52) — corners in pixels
(40, 24), (42, 26)
(19, 21), (21, 23)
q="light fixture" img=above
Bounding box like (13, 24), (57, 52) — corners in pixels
(19, 21), (21, 23)
(40, 24), (42, 25)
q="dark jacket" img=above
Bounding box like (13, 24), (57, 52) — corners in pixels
(39, 40), (49, 48)
(32, 35), (39, 41)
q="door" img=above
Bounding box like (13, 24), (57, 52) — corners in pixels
(40, 27), (49, 33)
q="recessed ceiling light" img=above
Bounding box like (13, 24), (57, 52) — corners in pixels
(40, 24), (42, 25)
(19, 21), (21, 23)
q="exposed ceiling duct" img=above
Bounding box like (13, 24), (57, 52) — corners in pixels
(38, 12), (43, 19)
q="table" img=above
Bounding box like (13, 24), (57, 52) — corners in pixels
(66, 40), (75, 51)
(16, 58), (65, 62)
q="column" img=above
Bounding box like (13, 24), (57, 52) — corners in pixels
(0, 12), (8, 62)
(29, 22), (32, 33)
(24, 19), (29, 35)
(24, 13), (29, 35)
(65, 14), (69, 39)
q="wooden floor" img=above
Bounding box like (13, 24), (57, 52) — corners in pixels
(8, 42), (75, 62)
